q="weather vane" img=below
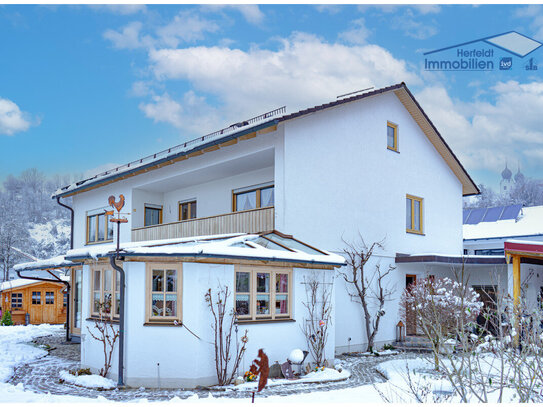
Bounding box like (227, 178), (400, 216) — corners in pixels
(106, 194), (129, 258)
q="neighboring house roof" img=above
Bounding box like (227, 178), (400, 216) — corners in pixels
(464, 205), (543, 241)
(53, 83), (479, 199)
(0, 277), (67, 292)
(395, 253), (506, 265)
(63, 231), (346, 268)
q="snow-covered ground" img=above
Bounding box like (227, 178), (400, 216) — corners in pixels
(0, 324), (530, 404)
(0, 324), (109, 403)
(59, 370), (116, 390)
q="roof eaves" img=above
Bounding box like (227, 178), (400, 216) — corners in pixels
(66, 251), (346, 268)
(53, 119), (279, 199)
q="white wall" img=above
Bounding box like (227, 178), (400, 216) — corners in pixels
(81, 260), (335, 388)
(161, 166), (274, 224)
(277, 92), (464, 352)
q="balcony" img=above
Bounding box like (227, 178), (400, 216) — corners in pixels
(131, 207), (275, 242)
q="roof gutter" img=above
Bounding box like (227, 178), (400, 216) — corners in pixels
(56, 197), (74, 250)
(65, 251), (346, 268)
(53, 120), (279, 199)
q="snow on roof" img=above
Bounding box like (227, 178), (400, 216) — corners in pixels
(0, 277), (67, 292)
(14, 255), (82, 273)
(65, 232), (346, 267)
(506, 239), (543, 246)
(53, 107), (285, 198)
(463, 205), (543, 240)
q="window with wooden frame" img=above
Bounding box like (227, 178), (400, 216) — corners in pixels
(144, 204), (163, 227)
(145, 263), (182, 324)
(387, 121), (398, 152)
(406, 194), (423, 234)
(178, 200), (197, 221)
(32, 291), (41, 305)
(45, 291), (54, 305)
(11, 293), (22, 309)
(86, 211), (114, 244)
(234, 265), (292, 322)
(90, 265), (120, 319)
(233, 184), (274, 212)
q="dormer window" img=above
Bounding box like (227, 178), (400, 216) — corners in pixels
(387, 121), (398, 152)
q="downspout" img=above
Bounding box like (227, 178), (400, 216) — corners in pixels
(56, 197), (74, 250)
(109, 256), (125, 387)
(55, 196), (74, 342)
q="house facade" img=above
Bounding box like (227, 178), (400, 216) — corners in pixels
(16, 82), (480, 387)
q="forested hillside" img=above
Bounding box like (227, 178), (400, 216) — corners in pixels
(0, 169), (75, 282)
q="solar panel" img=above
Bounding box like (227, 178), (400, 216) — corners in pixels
(482, 206), (504, 222)
(466, 208), (486, 224)
(500, 204), (522, 220)
(463, 209), (471, 224)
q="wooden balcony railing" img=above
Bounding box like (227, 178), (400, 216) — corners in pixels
(131, 207), (275, 242)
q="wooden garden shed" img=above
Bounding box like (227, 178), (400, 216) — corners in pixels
(0, 278), (68, 325)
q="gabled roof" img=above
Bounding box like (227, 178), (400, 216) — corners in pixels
(53, 83), (479, 198)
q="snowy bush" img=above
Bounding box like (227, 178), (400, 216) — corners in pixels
(401, 276), (483, 368)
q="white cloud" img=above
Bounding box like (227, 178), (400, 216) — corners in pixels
(413, 5), (441, 15)
(103, 21), (150, 50)
(416, 81), (543, 173)
(146, 33), (420, 134)
(103, 12), (219, 50)
(156, 11), (219, 48)
(315, 5), (342, 15)
(339, 18), (371, 45)
(88, 4), (146, 15)
(0, 97), (35, 136)
(139, 91), (220, 135)
(203, 5), (264, 25)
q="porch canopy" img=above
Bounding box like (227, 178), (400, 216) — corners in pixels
(14, 255), (82, 277)
(504, 240), (543, 306)
(395, 253), (506, 266)
(64, 230), (347, 268)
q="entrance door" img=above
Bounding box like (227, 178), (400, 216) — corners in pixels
(42, 290), (56, 324)
(30, 291), (43, 324)
(405, 275), (417, 335)
(472, 285), (497, 335)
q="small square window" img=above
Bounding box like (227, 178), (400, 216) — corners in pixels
(144, 206), (163, 227)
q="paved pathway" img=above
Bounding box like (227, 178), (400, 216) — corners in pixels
(9, 332), (408, 402)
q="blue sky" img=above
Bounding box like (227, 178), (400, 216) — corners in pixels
(2, 4), (543, 190)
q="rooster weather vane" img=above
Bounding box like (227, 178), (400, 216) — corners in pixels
(106, 194), (129, 256)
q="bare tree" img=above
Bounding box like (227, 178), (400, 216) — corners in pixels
(205, 286), (248, 386)
(301, 274), (332, 367)
(86, 301), (120, 378)
(339, 237), (395, 353)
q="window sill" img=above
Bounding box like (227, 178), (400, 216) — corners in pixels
(85, 240), (114, 246)
(86, 317), (119, 324)
(387, 147), (400, 154)
(143, 321), (183, 327)
(406, 230), (425, 236)
(237, 318), (295, 325)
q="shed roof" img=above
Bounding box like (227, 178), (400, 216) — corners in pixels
(53, 83), (478, 199)
(0, 277), (68, 292)
(64, 231), (346, 267)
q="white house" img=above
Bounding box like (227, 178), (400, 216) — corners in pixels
(15, 82), (480, 387)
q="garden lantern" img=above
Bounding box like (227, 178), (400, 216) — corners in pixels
(396, 320), (405, 342)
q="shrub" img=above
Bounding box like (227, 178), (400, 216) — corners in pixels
(0, 311), (13, 326)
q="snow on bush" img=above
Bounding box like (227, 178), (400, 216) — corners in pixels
(59, 370), (116, 389)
